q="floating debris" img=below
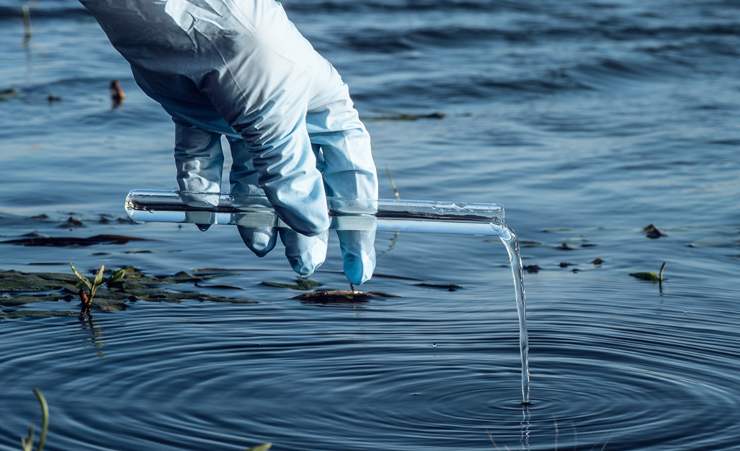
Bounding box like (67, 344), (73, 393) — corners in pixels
(591, 257), (604, 265)
(414, 282), (463, 291)
(541, 227), (573, 233)
(556, 242), (576, 251)
(30, 214), (50, 221)
(519, 240), (543, 248)
(2, 234), (150, 247)
(58, 216), (85, 229)
(47, 94), (62, 103)
(643, 224), (667, 239)
(0, 88), (18, 101)
(110, 80), (126, 107)
(294, 289), (397, 304)
(523, 265), (541, 274)
(559, 261), (575, 268)
(124, 249), (153, 254)
(369, 111), (445, 121)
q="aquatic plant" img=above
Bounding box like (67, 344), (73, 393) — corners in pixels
(629, 262), (667, 284)
(15, 387), (269, 450)
(20, 389), (48, 451)
(70, 264), (106, 319)
(21, 4), (32, 43)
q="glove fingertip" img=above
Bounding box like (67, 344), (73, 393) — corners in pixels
(238, 227), (277, 257)
(343, 247), (376, 285)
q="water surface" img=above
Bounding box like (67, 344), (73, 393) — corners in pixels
(1, 0), (740, 449)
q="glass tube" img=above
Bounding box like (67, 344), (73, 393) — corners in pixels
(124, 190), (505, 235)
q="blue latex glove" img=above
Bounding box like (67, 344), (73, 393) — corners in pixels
(81, 0), (378, 284)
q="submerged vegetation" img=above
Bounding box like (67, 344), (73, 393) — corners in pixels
(0, 267), (255, 319)
(16, 389), (270, 450)
(20, 389), (48, 451)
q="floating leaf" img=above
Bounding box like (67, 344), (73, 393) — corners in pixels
(630, 272), (660, 282)
(630, 262), (667, 283)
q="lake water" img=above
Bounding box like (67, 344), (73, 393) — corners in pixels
(1, 0), (740, 449)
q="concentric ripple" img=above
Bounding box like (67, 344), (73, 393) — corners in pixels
(3, 284), (740, 450)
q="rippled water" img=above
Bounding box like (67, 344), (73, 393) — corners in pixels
(1, 0), (740, 449)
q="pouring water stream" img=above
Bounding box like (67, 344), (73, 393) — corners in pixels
(125, 190), (530, 403)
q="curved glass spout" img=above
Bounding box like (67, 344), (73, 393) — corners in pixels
(123, 189), (528, 404)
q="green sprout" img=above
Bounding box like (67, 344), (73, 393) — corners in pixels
(70, 264), (106, 319)
(20, 388), (48, 451)
(630, 262), (667, 293)
(629, 261), (667, 283)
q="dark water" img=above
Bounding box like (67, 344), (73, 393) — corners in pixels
(1, 0), (740, 449)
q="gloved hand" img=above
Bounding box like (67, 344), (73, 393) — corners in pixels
(201, 2), (377, 284)
(175, 93), (378, 285)
(82, 0), (378, 284)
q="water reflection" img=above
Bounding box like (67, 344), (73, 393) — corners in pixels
(80, 315), (105, 358)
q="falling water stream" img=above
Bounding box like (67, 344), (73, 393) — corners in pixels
(125, 190), (530, 403)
